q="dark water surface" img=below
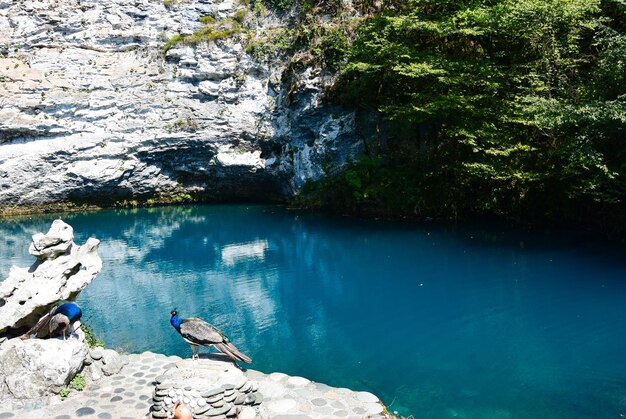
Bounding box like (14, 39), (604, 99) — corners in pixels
(1, 205), (625, 418)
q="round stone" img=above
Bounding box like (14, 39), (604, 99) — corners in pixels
(168, 389), (176, 398)
(164, 396), (173, 405)
(195, 403), (210, 414)
(212, 399), (225, 408)
(352, 407), (366, 415)
(154, 375), (167, 385)
(311, 398), (327, 406)
(224, 393), (237, 403)
(244, 394), (256, 405)
(97, 414), (112, 419)
(269, 373), (288, 382)
(75, 407), (96, 416)
(190, 399), (198, 408)
(114, 388), (124, 394)
(334, 410), (348, 417)
(287, 376), (310, 386)
(197, 398), (207, 407)
(259, 381), (285, 398)
(90, 348), (104, 360)
(110, 396), (122, 402)
(235, 378), (247, 390)
(331, 401), (346, 409)
(54, 416), (69, 419)
(207, 393), (223, 403)
(225, 405), (237, 417)
(203, 388), (223, 398)
(207, 404), (231, 416)
(356, 391), (379, 403)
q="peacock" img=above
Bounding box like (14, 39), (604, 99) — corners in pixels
(22, 302), (82, 340)
(169, 310), (252, 363)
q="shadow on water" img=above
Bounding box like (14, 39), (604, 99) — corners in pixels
(1, 204), (625, 419)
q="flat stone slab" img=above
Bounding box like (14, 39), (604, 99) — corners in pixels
(0, 353), (390, 419)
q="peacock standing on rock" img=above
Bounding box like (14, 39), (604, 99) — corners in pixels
(22, 302), (82, 340)
(169, 310), (252, 364)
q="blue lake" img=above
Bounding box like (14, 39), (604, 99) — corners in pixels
(1, 205), (625, 418)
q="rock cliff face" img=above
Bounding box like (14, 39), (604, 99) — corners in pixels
(0, 0), (364, 209)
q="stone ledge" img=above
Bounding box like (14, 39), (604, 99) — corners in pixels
(0, 351), (392, 419)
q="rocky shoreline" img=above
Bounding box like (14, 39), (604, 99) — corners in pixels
(0, 221), (392, 418)
(0, 348), (390, 419)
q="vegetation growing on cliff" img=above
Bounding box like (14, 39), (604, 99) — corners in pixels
(271, 0), (625, 232)
(162, 15), (245, 52)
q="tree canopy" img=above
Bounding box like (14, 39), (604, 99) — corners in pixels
(304, 0), (625, 232)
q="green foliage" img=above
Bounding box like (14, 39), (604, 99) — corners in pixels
(199, 16), (216, 24)
(165, 118), (200, 132)
(263, 0), (295, 11)
(69, 374), (85, 391)
(82, 324), (104, 348)
(233, 9), (249, 23)
(245, 28), (295, 60)
(163, 16), (244, 52)
(59, 373), (85, 400)
(170, 193), (194, 203)
(163, 0), (187, 8)
(315, 0), (626, 230)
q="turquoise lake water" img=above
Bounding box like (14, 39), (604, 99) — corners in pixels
(1, 205), (625, 418)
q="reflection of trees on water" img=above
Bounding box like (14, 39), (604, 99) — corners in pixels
(3, 206), (625, 419)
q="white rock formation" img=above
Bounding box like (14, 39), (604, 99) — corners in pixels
(0, 0), (366, 209)
(0, 329), (89, 401)
(0, 220), (102, 334)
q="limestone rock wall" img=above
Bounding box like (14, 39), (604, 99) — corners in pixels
(0, 0), (364, 209)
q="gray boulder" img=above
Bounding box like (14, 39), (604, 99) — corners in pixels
(0, 330), (89, 400)
(83, 347), (124, 382)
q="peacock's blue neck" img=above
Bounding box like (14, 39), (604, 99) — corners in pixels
(170, 315), (182, 330)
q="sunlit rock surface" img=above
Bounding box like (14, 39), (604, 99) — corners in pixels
(0, 0), (366, 209)
(0, 330), (88, 406)
(0, 220), (101, 334)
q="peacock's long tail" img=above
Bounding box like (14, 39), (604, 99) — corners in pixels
(214, 342), (252, 364)
(21, 306), (55, 339)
